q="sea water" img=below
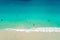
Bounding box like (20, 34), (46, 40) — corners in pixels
(0, 0), (60, 29)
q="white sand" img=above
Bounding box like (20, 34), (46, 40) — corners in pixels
(0, 30), (60, 40)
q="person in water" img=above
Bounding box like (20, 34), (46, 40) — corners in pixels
(1, 19), (3, 21)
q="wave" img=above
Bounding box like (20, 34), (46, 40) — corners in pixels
(4, 27), (60, 32)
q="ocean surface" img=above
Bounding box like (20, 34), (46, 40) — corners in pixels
(0, 0), (60, 29)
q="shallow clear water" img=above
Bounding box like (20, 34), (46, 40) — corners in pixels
(0, 0), (60, 29)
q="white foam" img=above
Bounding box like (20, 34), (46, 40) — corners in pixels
(5, 27), (60, 32)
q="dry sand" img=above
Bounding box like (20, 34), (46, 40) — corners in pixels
(0, 30), (60, 40)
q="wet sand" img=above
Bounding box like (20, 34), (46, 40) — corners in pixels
(0, 30), (60, 40)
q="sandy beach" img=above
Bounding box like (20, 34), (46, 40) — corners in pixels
(0, 30), (60, 40)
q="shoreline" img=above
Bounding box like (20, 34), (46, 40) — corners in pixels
(0, 27), (60, 40)
(2, 27), (60, 32)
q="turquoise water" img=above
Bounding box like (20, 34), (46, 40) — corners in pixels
(0, 0), (60, 29)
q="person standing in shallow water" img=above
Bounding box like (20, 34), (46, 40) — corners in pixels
(33, 24), (35, 26)
(1, 19), (3, 22)
(48, 19), (50, 22)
